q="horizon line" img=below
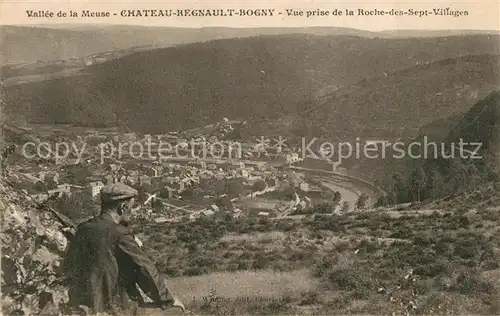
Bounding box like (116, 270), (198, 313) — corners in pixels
(2, 23), (500, 33)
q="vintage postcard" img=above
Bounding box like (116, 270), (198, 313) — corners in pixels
(1, 0), (499, 315)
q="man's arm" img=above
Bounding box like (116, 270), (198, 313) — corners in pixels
(116, 233), (171, 304)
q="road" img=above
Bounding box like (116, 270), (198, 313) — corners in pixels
(317, 176), (361, 212)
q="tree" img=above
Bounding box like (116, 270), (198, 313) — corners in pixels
(215, 195), (234, 212)
(375, 194), (390, 207)
(265, 177), (277, 187)
(482, 153), (500, 181)
(64, 165), (91, 186)
(252, 180), (267, 193)
(332, 191), (342, 207)
(226, 178), (244, 197)
(427, 169), (444, 200)
(294, 203), (304, 214)
(192, 187), (204, 198)
(213, 180), (227, 196)
(408, 167), (427, 202)
(54, 191), (99, 221)
(465, 164), (481, 189)
(392, 172), (408, 204)
(282, 184), (296, 200)
(356, 193), (369, 210)
(312, 203), (333, 214)
(341, 201), (350, 212)
(446, 159), (467, 192)
(151, 197), (163, 212)
(136, 185), (148, 204)
(34, 181), (48, 193)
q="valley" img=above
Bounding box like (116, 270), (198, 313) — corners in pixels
(1, 25), (500, 316)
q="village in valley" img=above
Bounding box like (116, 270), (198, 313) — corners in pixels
(3, 117), (368, 228)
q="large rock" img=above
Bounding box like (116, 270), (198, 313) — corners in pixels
(1, 179), (69, 315)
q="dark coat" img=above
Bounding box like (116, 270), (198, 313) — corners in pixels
(63, 213), (170, 314)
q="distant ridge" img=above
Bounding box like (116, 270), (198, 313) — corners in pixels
(5, 34), (499, 136)
(378, 29), (500, 37)
(2, 24), (499, 64)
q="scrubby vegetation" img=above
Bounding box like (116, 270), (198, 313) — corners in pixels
(375, 91), (500, 207)
(130, 182), (500, 315)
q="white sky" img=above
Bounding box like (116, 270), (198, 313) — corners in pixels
(1, 0), (499, 31)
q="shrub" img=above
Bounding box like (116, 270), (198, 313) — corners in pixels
(299, 290), (321, 305)
(327, 267), (374, 296)
(184, 266), (204, 276)
(454, 273), (495, 296)
(454, 243), (478, 260)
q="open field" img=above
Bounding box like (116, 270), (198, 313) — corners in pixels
(169, 269), (318, 303)
(136, 269), (319, 316)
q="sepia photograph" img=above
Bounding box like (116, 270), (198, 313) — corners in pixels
(1, 1), (499, 315)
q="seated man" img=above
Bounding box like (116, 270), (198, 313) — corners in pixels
(63, 183), (185, 315)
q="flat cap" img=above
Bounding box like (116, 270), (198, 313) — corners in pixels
(100, 183), (138, 203)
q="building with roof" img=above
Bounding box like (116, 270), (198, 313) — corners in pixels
(200, 209), (215, 217)
(154, 216), (168, 223)
(48, 183), (71, 197)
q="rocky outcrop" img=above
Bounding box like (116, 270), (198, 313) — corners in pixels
(1, 179), (69, 315)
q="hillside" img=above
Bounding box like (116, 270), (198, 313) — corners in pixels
(2, 169), (499, 315)
(0, 25), (376, 65)
(448, 91), (500, 155)
(297, 54), (500, 140)
(378, 29), (500, 38)
(415, 114), (464, 143)
(5, 34), (500, 133)
(4, 25), (498, 65)
(369, 91), (500, 205)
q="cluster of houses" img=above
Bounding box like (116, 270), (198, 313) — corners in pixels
(16, 154), (323, 226)
(185, 205), (274, 221)
(293, 193), (314, 211)
(20, 154), (277, 205)
(151, 201), (277, 224)
(15, 154), (213, 195)
(23, 170), (88, 203)
(104, 159), (276, 193)
(14, 122), (309, 218)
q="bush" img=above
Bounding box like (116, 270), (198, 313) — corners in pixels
(252, 253), (270, 270)
(454, 273), (495, 296)
(312, 256), (338, 278)
(184, 266), (204, 276)
(454, 244), (478, 260)
(356, 193), (369, 209)
(299, 290), (321, 305)
(327, 268), (374, 296)
(236, 260), (249, 270)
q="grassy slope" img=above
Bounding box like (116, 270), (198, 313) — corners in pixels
(131, 182), (500, 315)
